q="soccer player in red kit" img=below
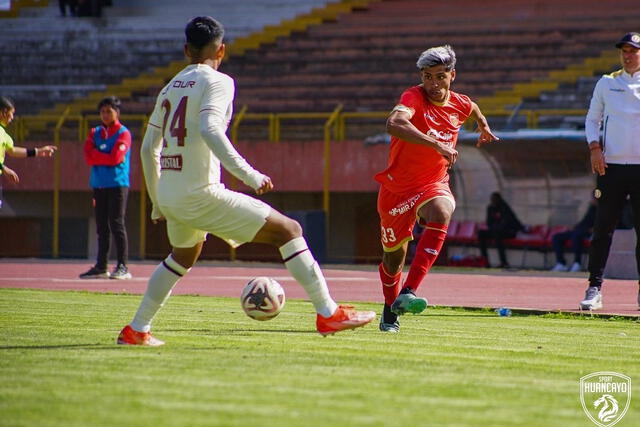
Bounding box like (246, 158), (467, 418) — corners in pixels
(375, 45), (499, 332)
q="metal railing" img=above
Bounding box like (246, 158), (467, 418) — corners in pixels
(323, 104), (343, 218)
(52, 107), (71, 258)
(337, 111), (388, 141)
(14, 107), (589, 144)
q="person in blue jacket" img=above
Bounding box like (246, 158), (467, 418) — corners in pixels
(80, 96), (132, 280)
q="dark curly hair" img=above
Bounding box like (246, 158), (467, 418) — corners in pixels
(185, 16), (224, 49)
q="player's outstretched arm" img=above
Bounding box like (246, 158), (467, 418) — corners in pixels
(469, 102), (500, 147)
(6, 145), (57, 158)
(469, 102), (499, 147)
(35, 145), (57, 157)
(200, 111), (267, 192)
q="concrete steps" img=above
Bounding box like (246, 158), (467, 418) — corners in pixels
(0, 0), (335, 118)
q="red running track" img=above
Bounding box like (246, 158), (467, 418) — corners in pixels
(0, 260), (638, 317)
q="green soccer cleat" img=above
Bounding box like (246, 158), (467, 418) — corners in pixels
(391, 290), (428, 316)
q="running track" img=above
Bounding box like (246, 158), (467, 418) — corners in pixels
(0, 260), (638, 317)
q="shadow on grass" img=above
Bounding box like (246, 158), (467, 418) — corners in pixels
(0, 343), (114, 350)
(423, 313), (496, 318)
(162, 328), (314, 334)
(232, 329), (316, 334)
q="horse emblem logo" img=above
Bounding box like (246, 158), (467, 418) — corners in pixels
(580, 372), (631, 427)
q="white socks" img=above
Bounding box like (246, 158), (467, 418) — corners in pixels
(130, 239), (337, 331)
(130, 255), (189, 333)
(279, 237), (338, 318)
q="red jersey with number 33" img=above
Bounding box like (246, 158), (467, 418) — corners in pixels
(374, 85), (473, 194)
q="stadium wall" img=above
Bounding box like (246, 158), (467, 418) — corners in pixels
(1, 136), (595, 264)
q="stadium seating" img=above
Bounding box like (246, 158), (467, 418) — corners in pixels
(2, 0), (637, 135)
(0, 0), (335, 116)
(221, 0), (637, 137)
(446, 222), (593, 269)
(447, 220), (477, 247)
(503, 224), (549, 268)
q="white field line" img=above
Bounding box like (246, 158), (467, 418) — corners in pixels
(0, 275), (371, 283)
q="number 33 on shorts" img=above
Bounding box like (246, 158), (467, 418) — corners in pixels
(381, 226), (397, 244)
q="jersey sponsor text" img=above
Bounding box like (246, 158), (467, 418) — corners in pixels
(172, 80), (196, 89)
(160, 154), (183, 171)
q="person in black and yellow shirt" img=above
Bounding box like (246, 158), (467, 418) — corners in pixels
(0, 96), (56, 208)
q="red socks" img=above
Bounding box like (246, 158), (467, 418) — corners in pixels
(379, 263), (401, 306)
(403, 222), (448, 292)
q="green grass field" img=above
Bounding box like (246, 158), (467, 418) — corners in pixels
(1, 288), (638, 427)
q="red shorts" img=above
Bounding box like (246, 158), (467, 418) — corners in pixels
(377, 183), (455, 251)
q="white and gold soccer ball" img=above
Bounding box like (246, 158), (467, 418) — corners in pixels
(240, 277), (286, 321)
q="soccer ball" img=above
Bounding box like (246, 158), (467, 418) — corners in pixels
(240, 277), (286, 321)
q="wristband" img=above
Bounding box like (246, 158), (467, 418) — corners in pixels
(27, 148), (36, 157)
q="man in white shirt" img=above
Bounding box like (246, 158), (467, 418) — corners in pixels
(117, 17), (375, 345)
(579, 32), (640, 310)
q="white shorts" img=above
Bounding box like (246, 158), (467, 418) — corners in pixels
(159, 186), (271, 249)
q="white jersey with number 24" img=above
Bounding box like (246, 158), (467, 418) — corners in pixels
(148, 63), (265, 207)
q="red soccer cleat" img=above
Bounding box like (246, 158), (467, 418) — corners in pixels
(117, 325), (165, 346)
(316, 305), (376, 336)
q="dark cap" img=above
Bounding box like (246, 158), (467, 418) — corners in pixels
(615, 32), (640, 49)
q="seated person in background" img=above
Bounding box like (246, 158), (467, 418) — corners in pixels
(478, 192), (525, 268)
(550, 198), (597, 272)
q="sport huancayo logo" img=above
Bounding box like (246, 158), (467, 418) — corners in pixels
(580, 372), (631, 427)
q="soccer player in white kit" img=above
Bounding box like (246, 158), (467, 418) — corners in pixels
(117, 17), (375, 345)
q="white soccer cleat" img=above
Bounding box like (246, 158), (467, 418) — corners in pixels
(580, 286), (602, 310)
